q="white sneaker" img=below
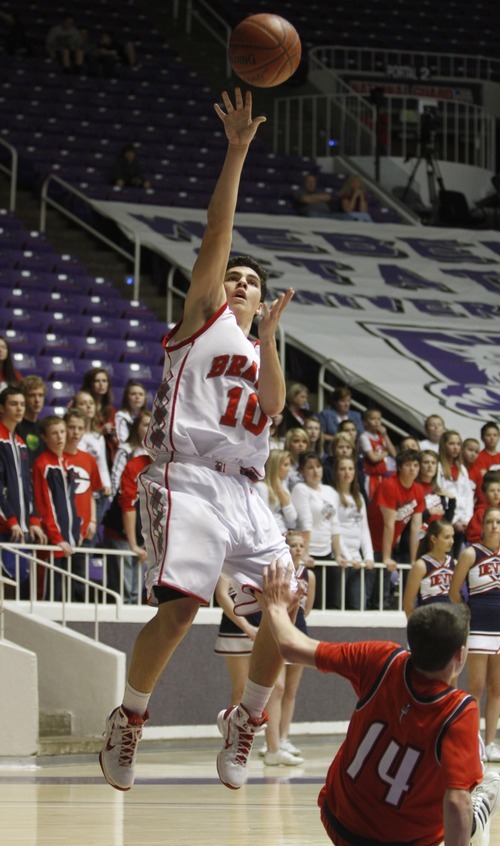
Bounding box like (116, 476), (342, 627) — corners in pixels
(99, 705), (148, 791)
(263, 748), (305, 766)
(216, 705), (267, 790)
(258, 745), (267, 757)
(470, 771), (500, 846)
(485, 742), (500, 762)
(280, 738), (302, 756)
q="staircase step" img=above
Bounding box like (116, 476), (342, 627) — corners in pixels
(38, 735), (102, 756)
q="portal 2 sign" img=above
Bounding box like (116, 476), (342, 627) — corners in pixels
(363, 323), (500, 423)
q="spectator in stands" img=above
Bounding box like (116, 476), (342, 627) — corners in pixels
(81, 367), (118, 466)
(469, 423), (500, 501)
(111, 410), (151, 498)
(417, 449), (448, 528)
(462, 437), (481, 473)
(70, 390), (111, 524)
(304, 415), (325, 458)
(282, 382), (309, 431)
(437, 430), (474, 558)
(76, 26), (96, 71)
(0, 10), (36, 56)
(337, 418), (358, 443)
(32, 415), (81, 601)
(45, 15), (83, 73)
(284, 427), (310, 490)
(255, 449), (297, 535)
(0, 336), (21, 390)
(0, 387), (46, 594)
(367, 449), (425, 609)
(115, 380), (148, 450)
(418, 414), (445, 453)
(318, 387), (364, 444)
(358, 408), (396, 500)
(322, 432), (356, 487)
(93, 30), (137, 77)
(102, 444), (152, 604)
(293, 173), (337, 218)
(338, 175), (372, 221)
(465, 471), (500, 545)
(269, 412), (284, 450)
(109, 144), (151, 190)
(292, 451), (346, 608)
(330, 456), (374, 609)
(399, 435), (420, 452)
(17, 375), (47, 467)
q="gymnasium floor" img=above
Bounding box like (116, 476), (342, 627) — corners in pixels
(2, 736), (500, 846)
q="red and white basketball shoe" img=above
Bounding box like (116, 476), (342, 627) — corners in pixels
(216, 704), (267, 789)
(99, 705), (148, 790)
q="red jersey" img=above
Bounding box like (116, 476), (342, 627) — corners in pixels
(368, 475), (425, 553)
(32, 450), (81, 556)
(316, 640), (481, 846)
(469, 451), (500, 506)
(64, 450), (103, 536)
(119, 454), (151, 512)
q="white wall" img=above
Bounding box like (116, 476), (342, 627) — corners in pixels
(0, 639), (38, 756)
(4, 609), (126, 737)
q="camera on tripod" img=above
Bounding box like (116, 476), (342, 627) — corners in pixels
(420, 106), (437, 150)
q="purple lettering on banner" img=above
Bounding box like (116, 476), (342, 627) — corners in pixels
(363, 323), (500, 422)
(277, 255), (354, 285)
(442, 269), (500, 294)
(234, 226), (327, 254)
(333, 295), (364, 310)
(460, 302), (500, 319)
(363, 297), (405, 313)
(319, 233), (408, 258)
(410, 299), (468, 317)
(480, 242), (500, 258)
(402, 238), (495, 263)
(129, 214), (196, 240)
(379, 264), (452, 292)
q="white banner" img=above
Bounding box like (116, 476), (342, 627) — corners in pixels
(91, 200), (500, 438)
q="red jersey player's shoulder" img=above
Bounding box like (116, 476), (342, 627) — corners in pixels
(315, 640), (406, 697)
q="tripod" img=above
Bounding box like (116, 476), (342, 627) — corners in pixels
(402, 136), (445, 223)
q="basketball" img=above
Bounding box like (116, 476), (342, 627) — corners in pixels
(228, 14), (301, 88)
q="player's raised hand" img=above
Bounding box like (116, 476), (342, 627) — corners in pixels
(262, 559), (297, 610)
(214, 88), (266, 148)
(258, 287), (294, 343)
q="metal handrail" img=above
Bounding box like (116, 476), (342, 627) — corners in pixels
(0, 137), (18, 211)
(311, 559), (410, 613)
(185, 0), (231, 77)
(39, 173), (142, 300)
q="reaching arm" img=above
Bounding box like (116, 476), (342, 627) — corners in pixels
(180, 89), (266, 337)
(262, 560), (320, 666)
(257, 289), (294, 415)
(442, 788), (472, 846)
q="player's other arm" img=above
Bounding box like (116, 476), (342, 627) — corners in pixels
(443, 788), (472, 846)
(262, 560), (320, 666)
(183, 89), (266, 330)
(257, 288), (294, 415)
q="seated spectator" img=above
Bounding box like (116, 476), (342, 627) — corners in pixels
(319, 386), (364, 444)
(284, 427), (310, 490)
(0, 336), (22, 390)
(462, 437), (481, 473)
(255, 449), (297, 535)
(32, 416), (81, 601)
(293, 173), (338, 218)
(0, 387), (46, 595)
(337, 418), (358, 443)
(418, 414), (445, 453)
(338, 175), (372, 221)
(367, 449), (425, 609)
(17, 375), (47, 467)
(46, 15), (83, 73)
(398, 435), (420, 452)
(358, 408), (396, 500)
(282, 382), (309, 431)
(109, 144), (150, 189)
(304, 415), (325, 458)
(269, 412), (284, 450)
(322, 432), (356, 487)
(93, 30), (137, 76)
(465, 471), (500, 545)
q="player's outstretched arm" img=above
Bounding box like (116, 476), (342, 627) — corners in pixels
(262, 560), (319, 666)
(183, 89), (266, 333)
(257, 288), (294, 416)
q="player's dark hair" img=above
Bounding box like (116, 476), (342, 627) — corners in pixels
(226, 255), (268, 302)
(396, 448), (421, 470)
(407, 603), (470, 672)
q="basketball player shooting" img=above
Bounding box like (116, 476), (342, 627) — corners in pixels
(99, 88), (296, 792)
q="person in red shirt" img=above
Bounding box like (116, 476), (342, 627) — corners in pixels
(466, 471), (500, 545)
(367, 448), (425, 609)
(358, 408), (396, 501)
(262, 559), (499, 846)
(468, 424), (500, 505)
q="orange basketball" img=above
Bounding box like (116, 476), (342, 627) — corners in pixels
(228, 14), (301, 88)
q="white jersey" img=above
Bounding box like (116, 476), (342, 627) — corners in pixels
(145, 304), (270, 478)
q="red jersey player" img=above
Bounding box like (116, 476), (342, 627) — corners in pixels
(262, 560), (500, 846)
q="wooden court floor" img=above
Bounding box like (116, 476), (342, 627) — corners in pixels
(1, 737), (499, 846)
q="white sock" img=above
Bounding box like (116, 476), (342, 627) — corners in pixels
(241, 679), (273, 719)
(122, 682), (151, 717)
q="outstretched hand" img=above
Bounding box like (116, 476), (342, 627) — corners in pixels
(214, 88), (266, 148)
(262, 559), (300, 612)
(258, 288), (294, 343)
